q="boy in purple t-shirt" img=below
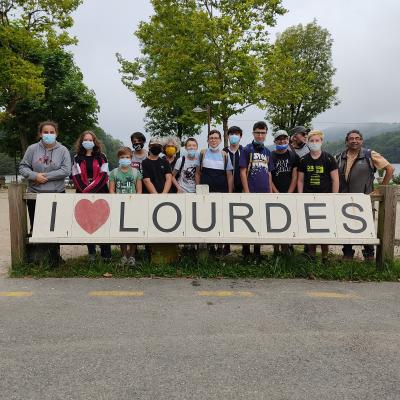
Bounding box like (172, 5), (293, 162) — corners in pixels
(239, 121), (274, 258)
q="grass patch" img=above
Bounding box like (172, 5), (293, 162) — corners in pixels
(9, 248), (400, 281)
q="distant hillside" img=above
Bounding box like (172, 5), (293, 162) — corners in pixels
(324, 130), (400, 163)
(321, 123), (400, 142)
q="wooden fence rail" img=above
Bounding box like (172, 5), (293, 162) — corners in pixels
(7, 183), (399, 270)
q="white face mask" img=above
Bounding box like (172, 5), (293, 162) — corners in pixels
(308, 143), (322, 152)
(209, 144), (220, 151)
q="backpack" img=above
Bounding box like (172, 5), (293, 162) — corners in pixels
(175, 156), (185, 181)
(199, 149), (229, 171)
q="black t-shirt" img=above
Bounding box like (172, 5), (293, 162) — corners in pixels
(271, 150), (299, 193)
(298, 151), (338, 193)
(82, 155), (94, 180)
(142, 157), (172, 193)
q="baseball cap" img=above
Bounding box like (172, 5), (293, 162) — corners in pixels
(273, 130), (289, 140)
(291, 126), (311, 136)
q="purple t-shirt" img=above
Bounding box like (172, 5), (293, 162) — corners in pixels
(239, 143), (274, 193)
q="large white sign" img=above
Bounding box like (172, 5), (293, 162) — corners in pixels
(30, 193), (379, 244)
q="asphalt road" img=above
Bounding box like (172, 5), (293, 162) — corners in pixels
(1, 277), (400, 400)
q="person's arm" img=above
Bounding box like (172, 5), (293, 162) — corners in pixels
(136, 179), (142, 194)
(297, 171), (304, 193)
(71, 158), (86, 192)
(172, 168), (184, 193)
(271, 180), (279, 193)
(382, 164), (395, 185)
(44, 147), (71, 181)
(19, 146), (44, 182)
(226, 171), (233, 193)
(288, 167), (298, 193)
(268, 173), (274, 193)
(162, 173), (172, 193)
(330, 169), (339, 193)
(109, 180), (116, 194)
(240, 167), (250, 193)
(195, 166), (201, 185)
(143, 178), (158, 194)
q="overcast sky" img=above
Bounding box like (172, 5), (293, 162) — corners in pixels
(69, 0), (400, 146)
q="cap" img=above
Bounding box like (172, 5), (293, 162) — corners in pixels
(291, 126), (311, 136)
(273, 130), (289, 139)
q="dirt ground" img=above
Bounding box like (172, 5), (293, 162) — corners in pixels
(1, 190), (399, 276)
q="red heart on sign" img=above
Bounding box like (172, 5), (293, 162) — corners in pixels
(74, 199), (110, 234)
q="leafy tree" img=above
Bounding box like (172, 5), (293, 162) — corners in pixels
(0, 0), (83, 151)
(91, 126), (124, 170)
(261, 20), (339, 131)
(0, 49), (99, 156)
(118, 0), (286, 144)
(144, 107), (201, 140)
(0, 152), (18, 175)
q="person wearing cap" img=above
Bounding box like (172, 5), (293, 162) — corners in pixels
(336, 129), (394, 261)
(297, 130), (339, 261)
(290, 126), (311, 158)
(271, 129), (300, 256)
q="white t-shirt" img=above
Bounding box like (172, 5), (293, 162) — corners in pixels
(174, 156), (199, 193)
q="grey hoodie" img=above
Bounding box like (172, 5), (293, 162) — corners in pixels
(19, 140), (72, 193)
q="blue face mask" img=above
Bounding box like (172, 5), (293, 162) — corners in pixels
(119, 158), (131, 167)
(82, 141), (95, 150)
(276, 144), (288, 151)
(42, 133), (56, 145)
(229, 134), (240, 145)
(187, 149), (197, 158)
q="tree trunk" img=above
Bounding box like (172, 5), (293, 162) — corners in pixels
(222, 116), (229, 147)
(20, 130), (29, 154)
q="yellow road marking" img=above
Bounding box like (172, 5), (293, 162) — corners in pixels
(0, 291), (32, 297)
(89, 291), (144, 297)
(306, 291), (360, 299)
(197, 290), (254, 298)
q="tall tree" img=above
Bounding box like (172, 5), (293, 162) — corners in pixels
(261, 20), (339, 131)
(118, 0), (286, 144)
(0, 49), (99, 156)
(0, 0), (82, 151)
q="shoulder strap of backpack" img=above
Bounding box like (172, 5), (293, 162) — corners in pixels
(176, 156), (185, 179)
(365, 149), (376, 172)
(222, 151), (228, 171)
(246, 147), (254, 178)
(199, 149), (207, 171)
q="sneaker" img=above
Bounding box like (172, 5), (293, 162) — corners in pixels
(128, 257), (136, 267)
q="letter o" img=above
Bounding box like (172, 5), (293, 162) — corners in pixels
(152, 202), (182, 233)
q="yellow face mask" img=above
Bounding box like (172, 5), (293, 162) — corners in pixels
(165, 146), (177, 157)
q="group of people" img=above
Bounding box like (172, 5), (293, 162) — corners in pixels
(19, 120), (394, 266)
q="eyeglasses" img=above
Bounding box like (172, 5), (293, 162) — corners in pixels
(253, 131), (267, 135)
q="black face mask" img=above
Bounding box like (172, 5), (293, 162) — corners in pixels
(149, 145), (162, 156)
(132, 142), (144, 151)
(252, 140), (264, 150)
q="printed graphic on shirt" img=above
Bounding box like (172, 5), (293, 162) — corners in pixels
(307, 165), (324, 186)
(274, 157), (292, 176)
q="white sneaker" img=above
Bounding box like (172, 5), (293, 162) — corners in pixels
(128, 257), (136, 266)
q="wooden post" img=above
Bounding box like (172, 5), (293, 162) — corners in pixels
(8, 183), (28, 266)
(376, 185), (397, 269)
